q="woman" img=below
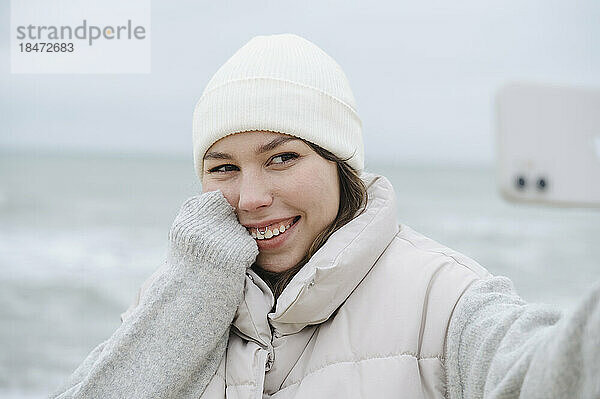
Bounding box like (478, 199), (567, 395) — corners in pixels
(51, 34), (600, 398)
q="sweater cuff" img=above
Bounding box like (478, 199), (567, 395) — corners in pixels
(168, 190), (259, 267)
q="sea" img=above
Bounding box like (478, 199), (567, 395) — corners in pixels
(1, 152), (599, 397)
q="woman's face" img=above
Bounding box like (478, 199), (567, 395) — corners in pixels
(201, 131), (340, 273)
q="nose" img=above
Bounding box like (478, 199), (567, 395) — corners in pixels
(237, 172), (273, 212)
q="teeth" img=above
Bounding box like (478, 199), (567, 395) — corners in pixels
(249, 218), (297, 240)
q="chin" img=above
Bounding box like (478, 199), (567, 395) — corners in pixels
(255, 256), (303, 274)
(256, 263), (296, 274)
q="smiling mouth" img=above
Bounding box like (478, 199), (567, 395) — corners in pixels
(248, 216), (300, 240)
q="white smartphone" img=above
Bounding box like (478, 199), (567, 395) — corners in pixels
(495, 82), (600, 208)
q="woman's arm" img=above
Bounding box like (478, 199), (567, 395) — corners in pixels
(445, 276), (600, 399)
(49, 190), (258, 399)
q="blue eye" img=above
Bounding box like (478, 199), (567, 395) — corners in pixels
(270, 153), (298, 165)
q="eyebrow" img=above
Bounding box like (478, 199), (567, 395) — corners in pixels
(203, 136), (300, 161)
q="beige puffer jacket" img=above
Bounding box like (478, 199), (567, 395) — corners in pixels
(121, 172), (491, 398)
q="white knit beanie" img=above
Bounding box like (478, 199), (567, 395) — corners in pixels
(192, 33), (364, 179)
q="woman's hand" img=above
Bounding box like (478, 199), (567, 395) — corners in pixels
(168, 189), (259, 268)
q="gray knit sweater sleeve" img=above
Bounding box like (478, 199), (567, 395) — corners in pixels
(49, 190), (259, 399)
(445, 276), (600, 399)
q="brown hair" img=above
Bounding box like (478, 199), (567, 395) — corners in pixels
(251, 140), (368, 301)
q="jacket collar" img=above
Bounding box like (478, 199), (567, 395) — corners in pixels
(233, 172), (399, 343)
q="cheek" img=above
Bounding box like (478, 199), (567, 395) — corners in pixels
(200, 179), (217, 194)
(284, 163), (339, 217)
(201, 181), (238, 208)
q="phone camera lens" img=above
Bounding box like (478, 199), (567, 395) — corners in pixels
(515, 175), (526, 190)
(536, 177), (547, 191)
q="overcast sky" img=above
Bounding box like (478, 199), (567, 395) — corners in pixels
(1, 1), (599, 166)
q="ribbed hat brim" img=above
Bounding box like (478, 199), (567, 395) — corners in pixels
(193, 77), (363, 178)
